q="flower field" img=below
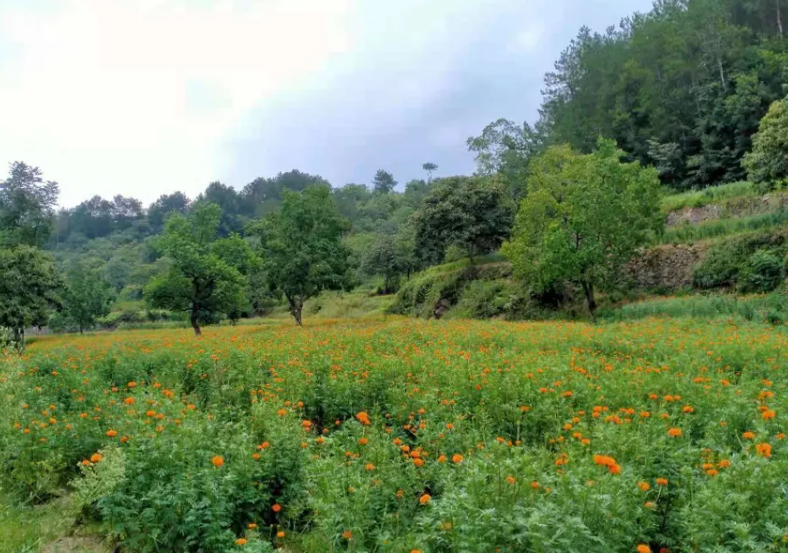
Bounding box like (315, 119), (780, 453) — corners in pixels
(1, 318), (787, 553)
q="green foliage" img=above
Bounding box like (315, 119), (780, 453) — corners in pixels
(145, 203), (246, 335)
(251, 185), (352, 325)
(662, 210), (788, 243)
(660, 181), (757, 213)
(533, 0), (788, 190)
(413, 176), (514, 265)
(61, 265), (115, 333)
(372, 169), (397, 194)
(739, 249), (784, 293)
(0, 246), (61, 350)
(599, 291), (788, 324)
(742, 97), (788, 188)
(504, 139), (662, 313)
(5, 317), (788, 551)
(692, 229), (788, 290)
(0, 162), (59, 248)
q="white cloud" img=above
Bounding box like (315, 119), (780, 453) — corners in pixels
(0, 0), (354, 206)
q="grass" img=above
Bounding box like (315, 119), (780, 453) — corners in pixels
(2, 317), (788, 552)
(0, 494), (106, 553)
(598, 291), (788, 323)
(659, 209), (788, 244)
(660, 181), (757, 213)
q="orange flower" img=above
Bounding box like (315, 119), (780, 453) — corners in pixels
(419, 493), (431, 505)
(656, 478), (668, 486)
(211, 455), (224, 468)
(437, 454), (447, 463)
(277, 409), (286, 417)
(358, 437), (368, 446)
(342, 531), (353, 540)
(743, 431), (756, 440)
(451, 454), (464, 464)
(638, 481), (651, 491)
(762, 409), (776, 420)
(356, 411), (371, 425)
(90, 453), (103, 463)
(755, 442), (772, 458)
(248, 523), (258, 529)
(124, 397), (135, 405)
(667, 428), (682, 437)
(276, 531), (285, 538)
(636, 545), (651, 553)
(106, 429), (117, 437)
(365, 463), (375, 471)
(235, 538), (247, 546)
(506, 476), (516, 485)
(272, 503), (282, 512)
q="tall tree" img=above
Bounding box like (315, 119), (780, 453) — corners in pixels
(503, 139), (662, 315)
(250, 185), (352, 326)
(145, 203), (246, 335)
(0, 162), (59, 247)
(148, 192), (191, 231)
(422, 162), (438, 182)
(372, 170), (397, 194)
(742, 96), (788, 187)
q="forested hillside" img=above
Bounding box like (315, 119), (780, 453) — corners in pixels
(4, 0), (788, 345)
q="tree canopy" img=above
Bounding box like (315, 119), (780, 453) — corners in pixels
(503, 139), (663, 314)
(413, 176), (515, 266)
(145, 203), (247, 335)
(250, 184), (352, 325)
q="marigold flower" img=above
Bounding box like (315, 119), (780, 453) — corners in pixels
(235, 538), (247, 546)
(762, 409), (776, 420)
(451, 454), (464, 464)
(248, 523), (257, 529)
(638, 481), (650, 491)
(276, 531), (285, 538)
(656, 478), (668, 486)
(743, 431), (756, 440)
(419, 493), (431, 505)
(667, 427), (682, 437)
(359, 437), (368, 446)
(342, 531), (353, 540)
(636, 545), (651, 553)
(755, 442), (772, 458)
(211, 455), (224, 468)
(272, 503), (282, 512)
(106, 429), (117, 437)
(90, 453), (103, 463)
(365, 463), (375, 471)
(506, 475), (516, 485)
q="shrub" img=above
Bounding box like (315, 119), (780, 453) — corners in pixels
(739, 250), (784, 293)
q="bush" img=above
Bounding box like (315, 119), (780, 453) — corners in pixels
(739, 250), (784, 293)
(693, 230), (788, 290)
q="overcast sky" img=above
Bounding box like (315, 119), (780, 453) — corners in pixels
(0, 0), (654, 207)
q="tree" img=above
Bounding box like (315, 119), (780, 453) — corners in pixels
(503, 139), (662, 315)
(144, 203), (246, 335)
(0, 162), (59, 247)
(372, 170), (397, 194)
(62, 266), (114, 333)
(148, 192), (191, 231)
(0, 246), (61, 350)
(412, 176), (515, 266)
(362, 234), (403, 294)
(742, 96), (788, 187)
(250, 184), (352, 326)
(422, 163), (438, 182)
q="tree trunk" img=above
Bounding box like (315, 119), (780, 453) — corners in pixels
(581, 280), (597, 318)
(190, 308), (201, 336)
(778, 0), (784, 37)
(287, 295), (303, 326)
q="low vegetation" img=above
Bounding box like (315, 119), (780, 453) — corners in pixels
(2, 318), (787, 552)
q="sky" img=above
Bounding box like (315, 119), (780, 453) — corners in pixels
(0, 0), (654, 207)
